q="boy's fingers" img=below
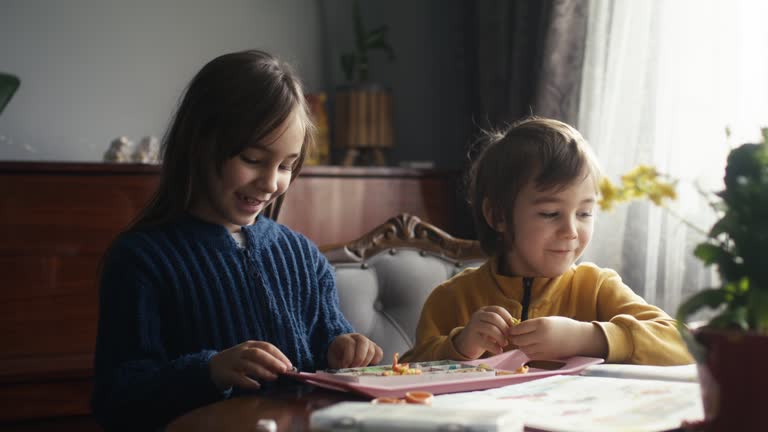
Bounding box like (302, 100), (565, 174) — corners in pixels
(483, 305), (519, 327)
(482, 336), (503, 355)
(509, 331), (538, 348)
(507, 320), (536, 336)
(475, 322), (508, 346)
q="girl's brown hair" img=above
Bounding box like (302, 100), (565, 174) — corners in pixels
(132, 50), (314, 229)
(468, 117), (601, 256)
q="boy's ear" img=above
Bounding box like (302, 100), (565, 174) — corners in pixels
(482, 198), (506, 232)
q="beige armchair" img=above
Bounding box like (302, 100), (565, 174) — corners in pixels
(322, 214), (487, 362)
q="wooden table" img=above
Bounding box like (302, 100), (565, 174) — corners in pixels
(166, 384), (366, 432)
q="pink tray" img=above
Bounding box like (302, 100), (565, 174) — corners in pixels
(285, 350), (604, 398)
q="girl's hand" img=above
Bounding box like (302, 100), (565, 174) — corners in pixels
(209, 340), (293, 391)
(454, 306), (518, 359)
(507, 316), (608, 359)
(327, 333), (383, 369)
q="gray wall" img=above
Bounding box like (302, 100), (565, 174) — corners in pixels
(0, 0), (470, 168)
(0, 0), (324, 161)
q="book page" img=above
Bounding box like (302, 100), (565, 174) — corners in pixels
(432, 375), (704, 432)
(580, 363), (699, 382)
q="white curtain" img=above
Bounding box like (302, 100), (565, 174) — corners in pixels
(578, 0), (768, 315)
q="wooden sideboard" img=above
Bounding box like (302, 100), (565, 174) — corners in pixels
(0, 162), (466, 430)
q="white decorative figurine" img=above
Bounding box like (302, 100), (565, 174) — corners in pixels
(103, 136), (133, 162)
(133, 136), (160, 164)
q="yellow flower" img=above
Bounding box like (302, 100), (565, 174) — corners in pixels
(599, 165), (677, 211)
(598, 177), (621, 211)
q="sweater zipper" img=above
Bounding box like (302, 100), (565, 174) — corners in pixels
(521, 277), (533, 321)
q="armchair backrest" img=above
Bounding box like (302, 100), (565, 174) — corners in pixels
(322, 213), (486, 362)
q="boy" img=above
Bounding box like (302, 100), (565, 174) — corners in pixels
(402, 118), (692, 365)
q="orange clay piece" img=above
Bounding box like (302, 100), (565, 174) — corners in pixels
(496, 364), (530, 375)
(391, 352), (411, 374)
(405, 391), (434, 405)
(371, 396), (406, 404)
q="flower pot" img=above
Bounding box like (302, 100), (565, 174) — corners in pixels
(333, 84), (394, 166)
(691, 327), (768, 430)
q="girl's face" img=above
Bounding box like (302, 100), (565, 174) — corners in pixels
(495, 173), (597, 277)
(191, 110), (304, 233)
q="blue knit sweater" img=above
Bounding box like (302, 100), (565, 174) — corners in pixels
(91, 214), (353, 431)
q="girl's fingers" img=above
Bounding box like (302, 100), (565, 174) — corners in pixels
(337, 339), (355, 368)
(233, 373), (262, 390)
(361, 344), (377, 367)
(372, 344), (384, 365)
(241, 347), (290, 374)
(250, 341), (293, 368)
(241, 361), (281, 381)
(352, 337), (369, 367)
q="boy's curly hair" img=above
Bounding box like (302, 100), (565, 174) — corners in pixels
(467, 117), (601, 256)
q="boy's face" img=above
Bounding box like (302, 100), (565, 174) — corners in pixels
(191, 109), (304, 233)
(499, 173), (597, 277)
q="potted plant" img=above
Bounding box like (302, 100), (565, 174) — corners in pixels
(333, 0), (396, 166)
(600, 129), (768, 430)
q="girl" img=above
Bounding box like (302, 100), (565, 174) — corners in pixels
(402, 118), (692, 366)
(91, 50), (382, 431)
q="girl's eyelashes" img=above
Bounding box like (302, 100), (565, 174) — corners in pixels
(239, 154), (260, 164)
(240, 153), (295, 171)
(537, 210), (594, 219)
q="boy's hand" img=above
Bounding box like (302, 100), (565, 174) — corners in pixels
(328, 333), (383, 369)
(454, 305), (518, 359)
(209, 340), (293, 391)
(507, 316), (608, 359)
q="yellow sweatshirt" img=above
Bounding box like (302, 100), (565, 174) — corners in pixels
(401, 258), (692, 365)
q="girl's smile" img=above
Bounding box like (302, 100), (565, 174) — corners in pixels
(234, 191), (267, 215)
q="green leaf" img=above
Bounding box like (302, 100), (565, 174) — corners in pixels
(693, 243), (725, 266)
(676, 288), (728, 322)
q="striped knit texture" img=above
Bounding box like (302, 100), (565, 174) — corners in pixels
(91, 214), (352, 431)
